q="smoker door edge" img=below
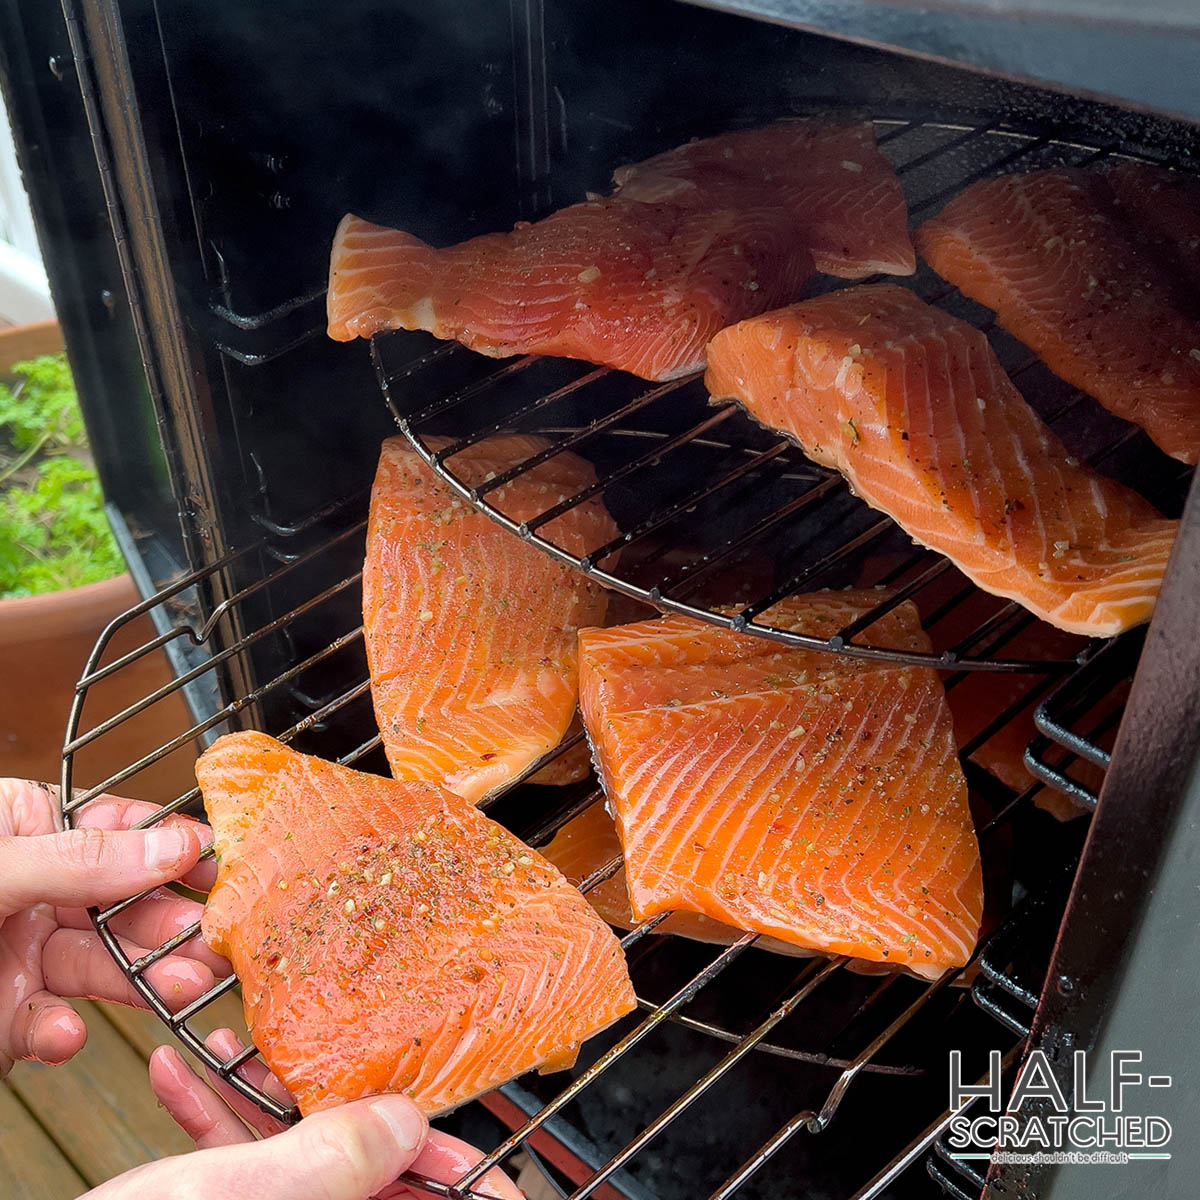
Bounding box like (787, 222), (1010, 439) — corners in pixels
(985, 474), (1200, 1198)
(679, 0), (1200, 126)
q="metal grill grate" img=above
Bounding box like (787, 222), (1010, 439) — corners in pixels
(58, 503), (1060, 1199)
(60, 112), (1195, 1200)
(373, 118), (1194, 675)
(1024, 631), (1140, 810)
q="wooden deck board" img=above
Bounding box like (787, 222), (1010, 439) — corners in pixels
(1, 990), (262, 1196)
(97, 987), (249, 1062)
(0, 1083), (89, 1200)
(5, 999), (195, 1188)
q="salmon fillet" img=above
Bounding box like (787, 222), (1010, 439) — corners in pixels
(364, 436), (616, 804)
(543, 801), (816, 956)
(705, 284), (1178, 636)
(1107, 161), (1200, 289)
(327, 122), (913, 379)
(578, 592), (983, 979)
(611, 122), (915, 279)
(527, 715), (592, 787)
(198, 732), (636, 1117)
(915, 170), (1200, 463)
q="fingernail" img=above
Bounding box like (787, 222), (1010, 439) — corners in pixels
(143, 826), (192, 870)
(368, 1095), (427, 1152)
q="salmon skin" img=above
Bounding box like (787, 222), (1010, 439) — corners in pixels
(577, 592), (983, 979)
(198, 732), (636, 1117)
(327, 121), (913, 379)
(1107, 161), (1200, 289)
(705, 284), (1178, 637)
(916, 169), (1200, 464)
(364, 435), (617, 804)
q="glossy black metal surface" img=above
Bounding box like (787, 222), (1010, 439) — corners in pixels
(678, 0), (1200, 126)
(15, 2), (1200, 1196)
(986, 479), (1200, 1199)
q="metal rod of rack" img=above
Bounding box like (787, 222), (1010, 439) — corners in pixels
(59, 114), (1185, 1200)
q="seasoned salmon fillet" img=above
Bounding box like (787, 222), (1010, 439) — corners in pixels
(577, 592), (983, 979)
(543, 801), (835, 958)
(611, 122), (915, 279)
(916, 170), (1200, 464)
(198, 732), (636, 1116)
(327, 122), (913, 379)
(1107, 161), (1200, 289)
(705, 285), (1178, 636)
(364, 436), (616, 803)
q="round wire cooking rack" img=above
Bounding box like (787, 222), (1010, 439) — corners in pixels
(56, 111), (1190, 1200)
(54, 497), (1095, 1199)
(53, 483), (1126, 1200)
(372, 117), (1194, 676)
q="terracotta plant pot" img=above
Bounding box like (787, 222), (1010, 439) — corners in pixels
(0, 572), (197, 800)
(1, 321), (196, 801)
(0, 317), (63, 372)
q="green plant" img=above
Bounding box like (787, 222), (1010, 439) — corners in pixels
(0, 353), (124, 597)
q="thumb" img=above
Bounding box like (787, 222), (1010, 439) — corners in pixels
(0, 824), (204, 915)
(87, 1096), (429, 1200)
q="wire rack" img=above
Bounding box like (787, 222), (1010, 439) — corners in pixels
(1023, 631), (1140, 811)
(373, 117), (1194, 676)
(60, 509), (1070, 1199)
(60, 112), (1194, 1200)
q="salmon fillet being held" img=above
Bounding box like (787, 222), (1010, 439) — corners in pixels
(916, 170), (1200, 464)
(578, 592), (983, 979)
(705, 284), (1178, 636)
(198, 732), (636, 1117)
(364, 436), (616, 804)
(327, 121), (913, 379)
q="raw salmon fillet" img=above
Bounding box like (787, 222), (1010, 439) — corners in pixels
(543, 802), (831, 958)
(611, 122), (915, 278)
(1107, 161), (1200, 288)
(364, 435), (616, 804)
(705, 284), (1179, 636)
(916, 170), (1200, 463)
(198, 732), (636, 1117)
(327, 122), (913, 379)
(578, 592), (983, 979)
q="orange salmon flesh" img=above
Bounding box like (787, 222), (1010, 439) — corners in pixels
(199, 731), (636, 1116)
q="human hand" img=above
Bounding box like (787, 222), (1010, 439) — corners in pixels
(0, 778), (226, 1076)
(136, 1028), (524, 1200)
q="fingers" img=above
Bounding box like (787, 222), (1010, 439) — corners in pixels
(84, 1094), (429, 1200)
(149, 1045), (257, 1149)
(0, 823), (205, 917)
(7, 989), (88, 1066)
(57, 889), (231, 977)
(72, 795), (217, 891)
(41, 928), (215, 1010)
(203, 1029), (293, 1136)
(399, 1131), (526, 1200)
(0, 779), (62, 838)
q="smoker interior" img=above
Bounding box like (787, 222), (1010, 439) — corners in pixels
(43, 0), (1200, 1197)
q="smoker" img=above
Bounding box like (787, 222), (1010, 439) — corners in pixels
(2, 1), (1198, 1197)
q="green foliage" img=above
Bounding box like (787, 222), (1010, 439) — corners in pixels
(0, 353), (124, 598)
